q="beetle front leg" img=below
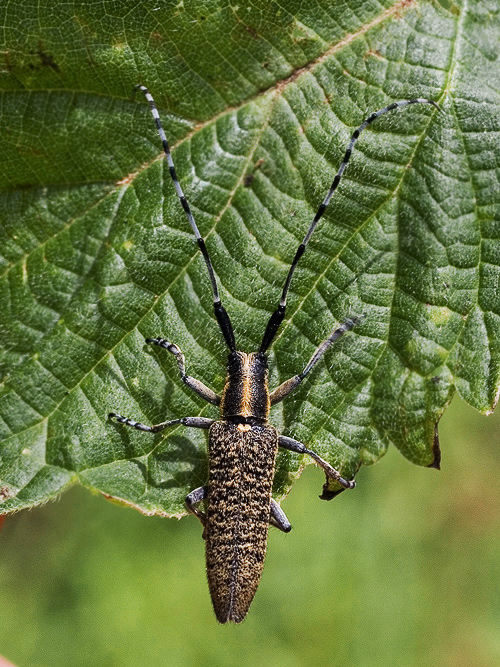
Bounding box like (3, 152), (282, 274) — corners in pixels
(269, 316), (365, 405)
(146, 338), (221, 405)
(278, 435), (356, 493)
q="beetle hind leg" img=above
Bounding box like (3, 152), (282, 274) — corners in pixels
(186, 485), (208, 537)
(270, 499), (291, 533)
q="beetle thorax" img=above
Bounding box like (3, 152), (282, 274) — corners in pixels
(220, 351), (270, 424)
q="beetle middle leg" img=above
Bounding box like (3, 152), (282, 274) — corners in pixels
(108, 414), (214, 433)
(278, 435), (355, 490)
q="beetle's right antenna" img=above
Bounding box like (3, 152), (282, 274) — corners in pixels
(136, 85), (237, 353)
(259, 97), (440, 353)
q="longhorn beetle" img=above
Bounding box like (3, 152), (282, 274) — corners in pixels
(110, 86), (439, 623)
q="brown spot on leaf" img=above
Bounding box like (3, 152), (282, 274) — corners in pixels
(365, 49), (383, 60)
(394, 0), (416, 19)
(245, 25), (259, 39)
(37, 42), (60, 71)
(243, 158), (264, 186)
(2, 51), (13, 72)
(150, 31), (164, 43)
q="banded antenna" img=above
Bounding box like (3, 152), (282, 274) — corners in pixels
(258, 97), (440, 353)
(136, 86), (439, 355)
(136, 85), (237, 353)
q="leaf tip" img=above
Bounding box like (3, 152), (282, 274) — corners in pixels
(319, 480), (346, 501)
(427, 423), (442, 470)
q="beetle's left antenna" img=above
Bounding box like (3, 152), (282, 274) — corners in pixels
(259, 97), (440, 353)
(136, 85), (236, 353)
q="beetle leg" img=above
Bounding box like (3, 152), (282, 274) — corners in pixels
(269, 499), (291, 533)
(269, 315), (365, 405)
(186, 485), (208, 535)
(146, 338), (221, 405)
(278, 435), (355, 490)
(108, 414), (214, 433)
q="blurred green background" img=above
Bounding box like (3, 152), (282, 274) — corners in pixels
(1, 396), (499, 667)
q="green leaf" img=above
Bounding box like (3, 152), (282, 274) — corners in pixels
(0, 0), (499, 516)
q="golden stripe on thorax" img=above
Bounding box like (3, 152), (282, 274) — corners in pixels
(240, 354), (254, 417)
(221, 352), (270, 422)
